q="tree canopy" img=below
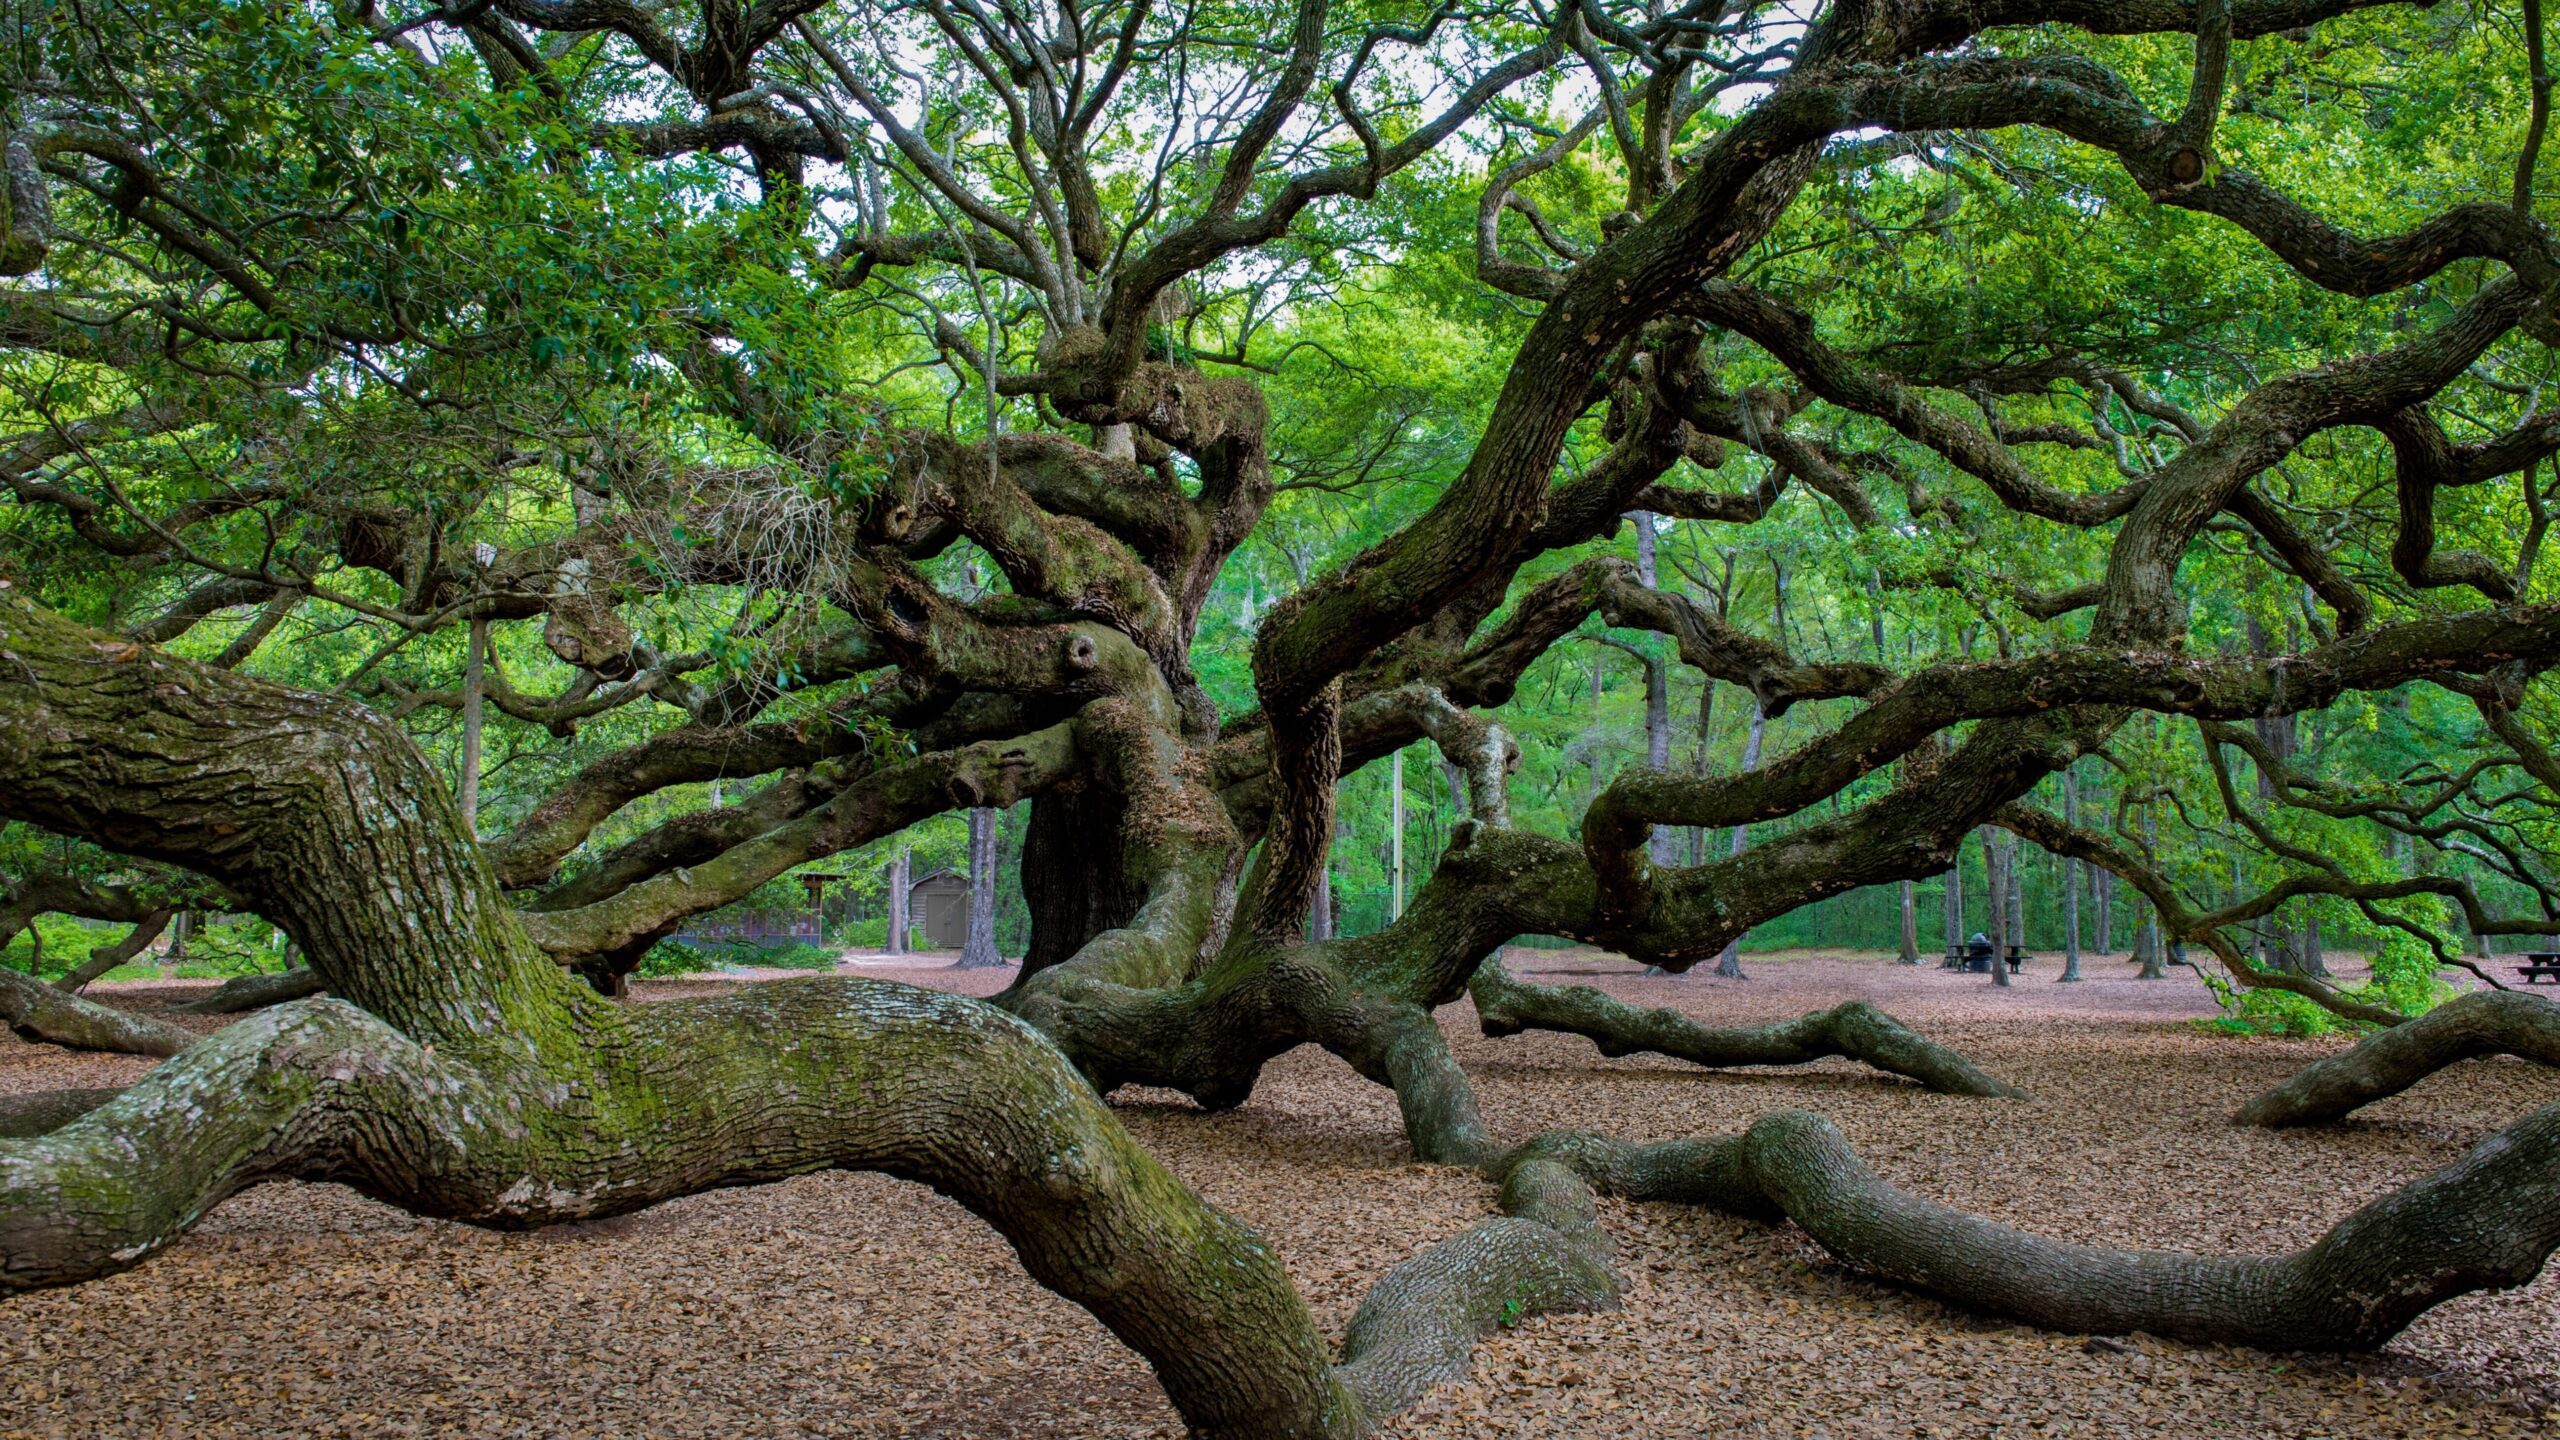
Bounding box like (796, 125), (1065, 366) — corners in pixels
(8, 0), (2560, 1432)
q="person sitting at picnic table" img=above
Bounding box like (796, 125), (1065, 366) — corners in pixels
(1964, 932), (1996, 972)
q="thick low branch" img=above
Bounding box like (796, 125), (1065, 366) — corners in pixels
(1514, 1099), (2560, 1349)
(164, 967), (325, 1015)
(2236, 991), (2560, 1126)
(0, 967), (190, 1056)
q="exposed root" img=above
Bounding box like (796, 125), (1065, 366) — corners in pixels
(2236, 990), (2560, 1127)
(1469, 956), (2026, 1097)
(0, 966), (192, 1056)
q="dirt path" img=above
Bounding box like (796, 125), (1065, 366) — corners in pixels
(4, 951), (2555, 1438)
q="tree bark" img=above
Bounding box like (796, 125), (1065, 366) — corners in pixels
(957, 806), (1005, 968)
(1943, 857), (1963, 963)
(1985, 827), (2011, 988)
(165, 966), (325, 1014)
(1714, 700), (1765, 979)
(2136, 805), (2167, 979)
(459, 616), (488, 834)
(2236, 991), (2560, 1127)
(2059, 769), (2084, 982)
(1020, 787), (1142, 977)
(2094, 868), (2113, 954)
(1897, 880), (1920, 965)
(0, 966), (192, 1055)
(885, 847), (909, 956)
(1472, 957), (2024, 1095)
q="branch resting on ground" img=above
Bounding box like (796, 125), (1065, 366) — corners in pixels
(1469, 956), (2026, 1097)
(2236, 990), (2560, 1127)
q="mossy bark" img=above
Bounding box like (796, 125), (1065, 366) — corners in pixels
(2236, 991), (2560, 1127)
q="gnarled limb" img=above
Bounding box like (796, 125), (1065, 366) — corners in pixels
(1696, 1106), (2560, 1349)
(2236, 990), (2560, 1127)
(1488, 1098), (2560, 1351)
(1469, 957), (2025, 1097)
(51, 909), (173, 992)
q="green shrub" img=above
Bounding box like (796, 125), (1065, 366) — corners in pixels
(3, 914), (108, 977)
(736, 940), (838, 970)
(636, 939), (720, 977)
(831, 916), (888, 948)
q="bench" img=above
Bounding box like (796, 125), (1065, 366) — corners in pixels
(2520, 951), (2560, 985)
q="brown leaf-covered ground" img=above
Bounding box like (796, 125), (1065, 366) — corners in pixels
(5, 949), (2558, 1438)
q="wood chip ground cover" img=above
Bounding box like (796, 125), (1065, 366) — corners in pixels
(4, 951), (2556, 1438)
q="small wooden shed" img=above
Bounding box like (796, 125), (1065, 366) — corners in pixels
(908, 870), (969, 949)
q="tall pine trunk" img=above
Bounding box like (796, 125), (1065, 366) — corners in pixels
(1714, 699), (1766, 979)
(958, 807), (1004, 968)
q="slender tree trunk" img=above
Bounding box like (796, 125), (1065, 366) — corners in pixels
(1714, 700), (1766, 978)
(163, 910), (189, 973)
(1391, 749), (1407, 922)
(1688, 676), (1716, 867)
(459, 617), (488, 834)
(2136, 803), (2168, 978)
(957, 806), (1004, 968)
(2006, 835), (2027, 961)
(885, 847), (909, 956)
(1985, 829), (2011, 988)
(2095, 868), (2114, 954)
(2060, 768), (2085, 982)
(1897, 880), (1919, 965)
(1629, 512), (1676, 868)
(1943, 856), (1963, 964)
(1310, 865), (1333, 941)
(1642, 658), (1673, 867)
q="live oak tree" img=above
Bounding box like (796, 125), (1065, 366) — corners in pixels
(11, 0), (2560, 1434)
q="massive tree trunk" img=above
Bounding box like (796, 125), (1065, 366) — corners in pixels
(1020, 787), (1142, 976)
(0, 593), (1378, 1438)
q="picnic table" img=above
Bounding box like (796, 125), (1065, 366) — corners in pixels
(2520, 951), (2560, 984)
(1945, 938), (2021, 974)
